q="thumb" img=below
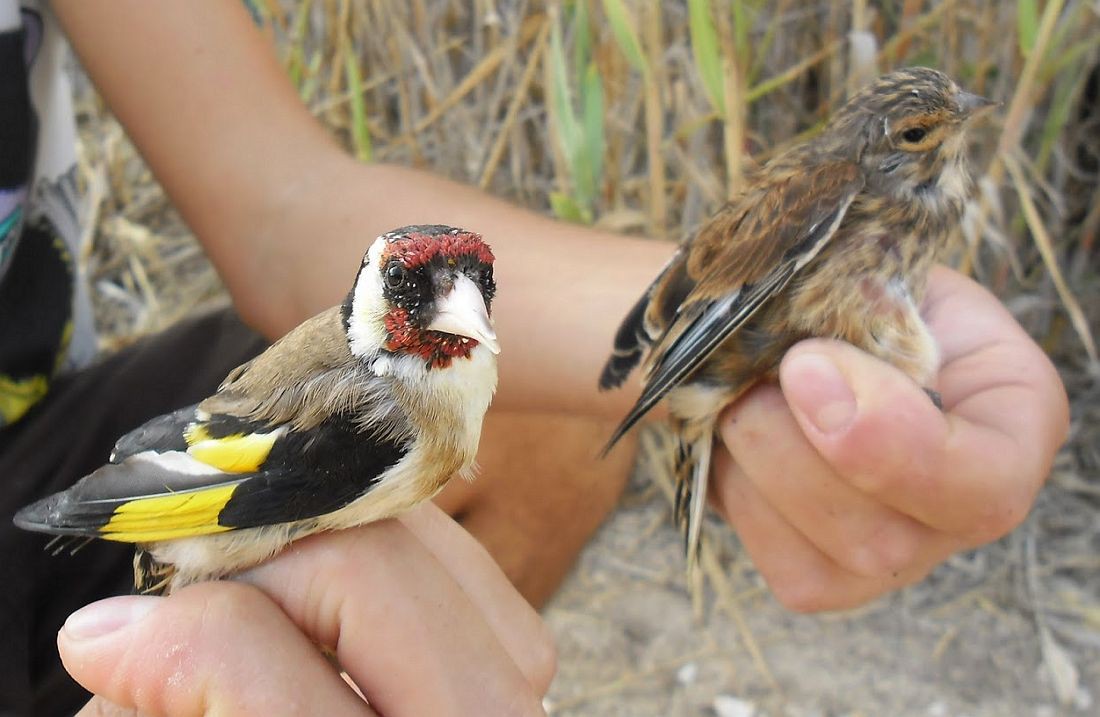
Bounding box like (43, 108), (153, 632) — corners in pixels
(778, 339), (950, 514)
(58, 585), (368, 717)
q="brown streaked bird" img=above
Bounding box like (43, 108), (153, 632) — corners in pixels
(599, 67), (994, 568)
(14, 225), (500, 594)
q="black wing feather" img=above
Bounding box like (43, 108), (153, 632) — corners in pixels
(111, 405), (197, 462)
(599, 265), (794, 454)
(216, 418), (407, 529)
(15, 422), (409, 538)
(598, 290), (651, 390)
(601, 187), (860, 454)
(598, 248), (689, 390)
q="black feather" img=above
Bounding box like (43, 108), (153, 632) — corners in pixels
(598, 290), (650, 390)
(599, 266), (793, 456)
(13, 412), (410, 539)
(111, 405), (197, 462)
(598, 249), (688, 391)
(216, 416), (406, 528)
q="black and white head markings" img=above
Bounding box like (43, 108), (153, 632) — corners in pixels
(343, 225), (499, 368)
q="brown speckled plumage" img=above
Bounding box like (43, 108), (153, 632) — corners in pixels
(599, 68), (994, 567)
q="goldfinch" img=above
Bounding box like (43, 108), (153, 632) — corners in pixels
(599, 68), (992, 568)
(14, 224), (500, 594)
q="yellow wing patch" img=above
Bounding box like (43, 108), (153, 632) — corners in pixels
(184, 425), (284, 473)
(100, 486), (238, 543)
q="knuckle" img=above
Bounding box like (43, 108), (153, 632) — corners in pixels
(836, 401), (940, 497)
(162, 582), (272, 667)
(835, 430), (904, 495)
(772, 581), (829, 614)
(965, 452), (1042, 544)
(969, 490), (1031, 543)
(769, 571), (886, 614)
(848, 523), (920, 578)
(766, 570), (832, 614)
(486, 657), (549, 717)
(188, 580), (267, 628)
(303, 523), (399, 590)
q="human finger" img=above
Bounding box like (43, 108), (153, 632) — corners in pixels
(239, 521), (546, 717)
(398, 502), (557, 694)
(59, 585), (371, 717)
(710, 448), (953, 612)
(779, 331), (1059, 542)
(719, 383), (936, 578)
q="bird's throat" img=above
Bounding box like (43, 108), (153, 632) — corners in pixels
(383, 308), (476, 368)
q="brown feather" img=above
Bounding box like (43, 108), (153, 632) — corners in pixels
(600, 67), (988, 570)
(201, 308), (390, 433)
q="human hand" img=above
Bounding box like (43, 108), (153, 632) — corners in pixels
(710, 265), (1069, 612)
(58, 504), (555, 716)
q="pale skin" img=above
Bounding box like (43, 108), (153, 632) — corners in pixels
(50, 0), (1068, 713)
(62, 505), (555, 717)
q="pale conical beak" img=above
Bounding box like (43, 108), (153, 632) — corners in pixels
(426, 273), (500, 354)
(958, 91), (997, 117)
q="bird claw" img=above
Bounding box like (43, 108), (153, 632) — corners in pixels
(923, 387), (943, 410)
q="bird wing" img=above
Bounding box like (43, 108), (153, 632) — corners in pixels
(14, 404), (411, 542)
(602, 161), (864, 450)
(201, 307), (374, 430)
(598, 247), (691, 390)
(15, 309), (416, 543)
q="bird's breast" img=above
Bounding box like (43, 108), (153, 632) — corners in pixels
(785, 218), (940, 383)
(390, 343), (497, 469)
(306, 344), (497, 536)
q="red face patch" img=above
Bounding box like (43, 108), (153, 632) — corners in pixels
(382, 231), (495, 270)
(384, 308), (476, 369)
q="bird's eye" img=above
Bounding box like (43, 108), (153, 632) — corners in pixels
(385, 262), (406, 288)
(901, 127), (927, 143)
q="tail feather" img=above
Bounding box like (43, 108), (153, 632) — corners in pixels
(42, 535), (91, 557)
(672, 419), (714, 575)
(134, 548), (175, 595)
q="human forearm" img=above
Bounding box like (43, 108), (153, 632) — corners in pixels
(52, 0), (343, 324)
(284, 162), (672, 417)
(54, 0), (669, 417)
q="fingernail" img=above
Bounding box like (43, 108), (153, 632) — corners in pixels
(784, 351), (856, 434)
(63, 596), (160, 641)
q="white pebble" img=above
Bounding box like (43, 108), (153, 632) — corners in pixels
(713, 694), (756, 717)
(676, 662), (698, 685)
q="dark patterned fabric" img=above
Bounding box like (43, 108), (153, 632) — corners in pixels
(0, 4), (96, 429)
(0, 308), (267, 716)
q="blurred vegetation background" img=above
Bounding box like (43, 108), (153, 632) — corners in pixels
(258, 0), (1099, 372)
(83, 0), (1100, 368)
(75, 1), (1099, 714)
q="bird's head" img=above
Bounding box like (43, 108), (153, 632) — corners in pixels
(831, 67), (995, 205)
(343, 225), (499, 368)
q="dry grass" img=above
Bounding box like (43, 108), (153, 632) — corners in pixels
(73, 1), (1099, 714)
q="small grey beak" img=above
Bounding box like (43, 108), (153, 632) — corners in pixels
(426, 273), (500, 354)
(958, 90), (997, 117)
